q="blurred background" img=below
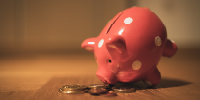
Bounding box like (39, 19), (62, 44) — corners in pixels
(0, 0), (200, 56)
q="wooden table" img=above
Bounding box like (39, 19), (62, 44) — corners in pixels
(0, 49), (200, 100)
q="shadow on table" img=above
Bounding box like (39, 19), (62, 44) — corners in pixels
(158, 77), (192, 88)
(130, 77), (192, 90)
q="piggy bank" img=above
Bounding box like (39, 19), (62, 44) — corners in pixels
(81, 7), (177, 86)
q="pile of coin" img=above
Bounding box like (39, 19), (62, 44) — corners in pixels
(59, 84), (136, 96)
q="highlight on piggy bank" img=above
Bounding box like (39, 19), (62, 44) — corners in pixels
(81, 7), (177, 86)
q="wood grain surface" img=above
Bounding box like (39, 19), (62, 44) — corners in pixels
(0, 49), (200, 100)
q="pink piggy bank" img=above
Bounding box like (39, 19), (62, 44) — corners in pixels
(81, 7), (177, 86)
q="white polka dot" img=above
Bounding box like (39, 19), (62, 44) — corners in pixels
(98, 39), (104, 48)
(155, 36), (162, 46)
(124, 17), (133, 24)
(88, 42), (95, 44)
(132, 60), (142, 70)
(145, 81), (152, 86)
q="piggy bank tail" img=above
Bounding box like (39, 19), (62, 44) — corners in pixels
(162, 39), (178, 57)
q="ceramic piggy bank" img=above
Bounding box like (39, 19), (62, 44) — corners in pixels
(81, 7), (177, 86)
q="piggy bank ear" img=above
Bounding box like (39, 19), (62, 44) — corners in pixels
(81, 37), (96, 52)
(105, 36), (128, 60)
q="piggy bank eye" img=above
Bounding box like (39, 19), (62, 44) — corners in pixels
(108, 60), (112, 63)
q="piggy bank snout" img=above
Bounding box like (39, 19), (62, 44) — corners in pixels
(96, 71), (118, 84)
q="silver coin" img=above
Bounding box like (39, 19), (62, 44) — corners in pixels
(59, 84), (88, 94)
(112, 87), (136, 93)
(62, 84), (87, 91)
(59, 88), (86, 94)
(87, 84), (108, 89)
(88, 88), (108, 95)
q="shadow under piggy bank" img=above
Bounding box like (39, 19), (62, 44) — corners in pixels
(118, 77), (192, 90)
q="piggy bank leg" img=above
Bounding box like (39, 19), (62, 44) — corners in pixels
(143, 68), (161, 86)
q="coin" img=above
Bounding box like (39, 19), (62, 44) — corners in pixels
(62, 84), (87, 91)
(59, 88), (86, 94)
(112, 86), (136, 93)
(59, 84), (88, 94)
(87, 84), (108, 89)
(88, 88), (108, 95)
(102, 91), (118, 97)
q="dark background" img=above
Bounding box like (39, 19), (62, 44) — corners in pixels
(0, 0), (200, 54)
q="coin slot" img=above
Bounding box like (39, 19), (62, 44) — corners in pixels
(106, 12), (123, 34)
